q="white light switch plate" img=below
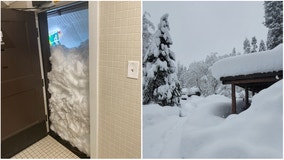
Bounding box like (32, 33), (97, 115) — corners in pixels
(127, 61), (139, 79)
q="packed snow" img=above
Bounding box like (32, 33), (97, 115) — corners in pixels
(211, 44), (283, 79)
(143, 80), (282, 158)
(48, 40), (89, 155)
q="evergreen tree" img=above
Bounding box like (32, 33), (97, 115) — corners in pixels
(143, 14), (180, 106)
(243, 38), (251, 54)
(251, 36), (258, 53)
(177, 62), (184, 86)
(259, 39), (266, 52)
(143, 12), (155, 60)
(231, 47), (236, 56)
(177, 62), (191, 88)
(264, 1), (283, 50)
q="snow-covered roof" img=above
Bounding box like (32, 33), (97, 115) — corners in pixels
(211, 44), (283, 80)
(189, 86), (200, 94)
(181, 88), (188, 93)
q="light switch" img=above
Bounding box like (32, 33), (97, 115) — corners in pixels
(127, 61), (139, 79)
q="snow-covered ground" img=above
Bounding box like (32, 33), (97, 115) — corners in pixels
(143, 80), (282, 158)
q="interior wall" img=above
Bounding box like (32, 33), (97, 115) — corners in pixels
(97, 1), (141, 158)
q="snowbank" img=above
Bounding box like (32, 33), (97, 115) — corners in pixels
(144, 80), (282, 158)
(143, 96), (233, 158)
(48, 40), (89, 155)
(211, 44), (283, 79)
(181, 80), (283, 158)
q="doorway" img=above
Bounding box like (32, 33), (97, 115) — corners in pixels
(1, 1), (90, 158)
(38, 1), (90, 158)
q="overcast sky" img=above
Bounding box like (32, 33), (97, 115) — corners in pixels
(143, 1), (268, 65)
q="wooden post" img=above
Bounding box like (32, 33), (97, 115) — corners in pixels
(245, 86), (249, 109)
(231, 84), (236, 114)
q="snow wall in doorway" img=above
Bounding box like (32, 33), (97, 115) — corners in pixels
(48, 40), (89, 155)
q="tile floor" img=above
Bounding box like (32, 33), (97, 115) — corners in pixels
(12, 135), (79, 159)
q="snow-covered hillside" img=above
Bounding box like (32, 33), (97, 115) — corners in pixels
(143, 80), (282, 158)
(211, 44), (283, 79)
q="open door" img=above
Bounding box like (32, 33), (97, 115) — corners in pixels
(1, 9), (47, 158)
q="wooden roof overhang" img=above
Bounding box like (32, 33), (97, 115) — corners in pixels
(219, 70), (283, 114)
(220, 71), (283, 92)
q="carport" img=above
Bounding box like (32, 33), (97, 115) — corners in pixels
(211, 44), (283, 114)
(220, 71), (283, 114)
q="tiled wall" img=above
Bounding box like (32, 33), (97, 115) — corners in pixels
(98, 1), (141, 158)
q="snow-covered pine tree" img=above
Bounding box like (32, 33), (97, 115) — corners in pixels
(231, 47), (236, 56)
(259, 39), (266, 52)
(177, 62), (185, 87)
(243, 38), (251, 54)
(143, 13), (181, 106)
(264, 1), (283, 50)
(177, 61), (182, 80)
(251, 36), (258, 53)
(143, 12), (155, 60)
(177, 63), (188, 88)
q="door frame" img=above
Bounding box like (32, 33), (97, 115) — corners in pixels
(37, 1), (94, 158)
(89, 1), (99, 158)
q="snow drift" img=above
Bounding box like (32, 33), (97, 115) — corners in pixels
(48, 40), (89, 155)
(143, 96), (234, 158)
(181, 80), (283, 158)
(211, 44), (283, 79)
(144, 80), (282, 158)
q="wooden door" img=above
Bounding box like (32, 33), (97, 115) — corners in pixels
(1, 9), (47, 158)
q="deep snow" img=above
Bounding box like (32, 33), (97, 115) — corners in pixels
(211, 44), (283, 79)
(143, 103), (185, 158)
(48, 40), (89, 155)
(143, 80), (282, 158)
